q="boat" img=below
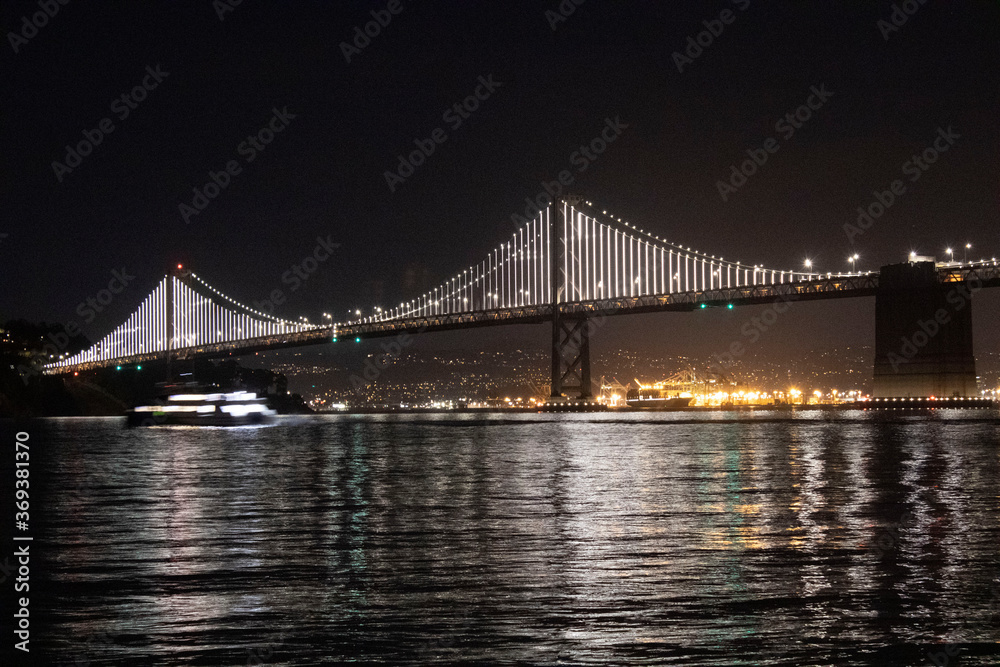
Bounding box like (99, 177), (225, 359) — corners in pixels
(126, 382), (276, 426)
(626, 375), (695, 409)
(625, 386), (693, 409)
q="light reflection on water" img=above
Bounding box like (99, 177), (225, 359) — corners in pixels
(26, 410), (1000, 665)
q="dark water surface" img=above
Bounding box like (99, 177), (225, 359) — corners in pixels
(15, 411), (1000, 665)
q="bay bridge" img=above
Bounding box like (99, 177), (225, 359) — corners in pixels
(44, 198), (1000, 399)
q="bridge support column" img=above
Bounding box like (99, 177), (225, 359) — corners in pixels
(551, 315), (593, 399)
(548, 194), (592, 399)
(873, 261), (977, 397)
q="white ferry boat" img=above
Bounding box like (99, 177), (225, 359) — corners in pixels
(126, 383), (276, 426)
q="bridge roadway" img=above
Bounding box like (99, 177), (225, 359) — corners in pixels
(47, 262), (998, 375)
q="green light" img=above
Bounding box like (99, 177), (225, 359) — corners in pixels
(727, 304), (734, 310)
(332, 337), (338, 342)
(116, 365), (121, 371)
(137, 365), (142, 370)
(355, 337), (361, 343)
(700, 304), (707, 309)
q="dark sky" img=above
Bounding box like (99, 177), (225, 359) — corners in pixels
(3, 1), (999, 367)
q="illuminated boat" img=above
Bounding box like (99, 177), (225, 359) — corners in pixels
(126, 386), (276, 426)
(626, 377), (694, 409)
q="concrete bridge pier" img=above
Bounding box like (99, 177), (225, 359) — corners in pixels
(873, 261), (978, 398)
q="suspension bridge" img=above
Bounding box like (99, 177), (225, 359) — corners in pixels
(44, 198), (1000, 398)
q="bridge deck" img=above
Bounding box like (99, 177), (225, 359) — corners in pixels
(43, 263), (999, 375)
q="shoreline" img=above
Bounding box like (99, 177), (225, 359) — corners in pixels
(318, 401), (998, 415)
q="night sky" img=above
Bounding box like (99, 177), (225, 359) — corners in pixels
(4, 1), (999, 368)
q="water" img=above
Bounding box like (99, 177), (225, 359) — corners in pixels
(14, 411), (1000, 665)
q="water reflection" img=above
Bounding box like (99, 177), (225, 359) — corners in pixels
(28, 411), (1000, 665)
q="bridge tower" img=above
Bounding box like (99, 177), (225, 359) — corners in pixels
(166, 267), (174, 377)
(873, 261), (977, 397)
(549, 196), (593, 399)
(165, 264), (192, 379)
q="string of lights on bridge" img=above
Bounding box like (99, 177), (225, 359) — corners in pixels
(41, 201), (998, 373)
(347, 202), (862, 326)
(47, 274), (318, 370)
(189, 271), (321, 328)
